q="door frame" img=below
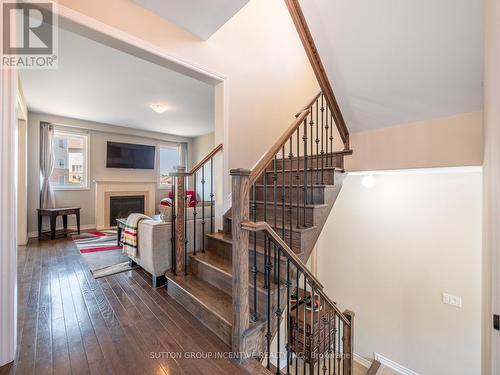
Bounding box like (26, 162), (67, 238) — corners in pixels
(0, 3), (230, 366)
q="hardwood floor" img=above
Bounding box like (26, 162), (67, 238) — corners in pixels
(6, 237), (251, 375)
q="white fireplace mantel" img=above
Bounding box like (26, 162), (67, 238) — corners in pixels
(94, 180), (156, 229)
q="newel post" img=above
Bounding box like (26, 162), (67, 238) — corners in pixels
(343, 310), (355, 374)
(230, 168), (251, 359)
(170, 166), (189, 275)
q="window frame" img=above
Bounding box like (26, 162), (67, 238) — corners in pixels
(51, 129), (90, 191)
(157, 144), (181, 190)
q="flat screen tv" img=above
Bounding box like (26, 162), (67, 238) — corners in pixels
(106, 141), (155, 169)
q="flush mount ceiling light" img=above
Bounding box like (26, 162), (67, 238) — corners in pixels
(150, 103), (168, 113)
(362, 175), (376, 189)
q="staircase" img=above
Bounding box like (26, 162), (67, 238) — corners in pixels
(164, 88), (354, 374)
(164, 1), (355, 373)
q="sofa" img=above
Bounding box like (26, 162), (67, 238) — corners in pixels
(127, 202), (213, 287)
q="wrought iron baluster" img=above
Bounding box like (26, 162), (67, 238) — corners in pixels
(315, 99), (320, 184)
(251, 182), (257, 322)
(325, 105), (329, 168)
(275, 246), (282, 374)
(184, 182), (188, 275)
(201, 165), (206, 252)
(303, 119), (308, 226)
(263, 166), (269, 290)
(294, 269), (300, 375)
(210, 157), (214, 233)
(171, 176), (176, 275)
(193, 173), (197, 255)
(265, 235), (272, 370)
(303, 275), (307, 375)
(288, 138), (293, 249)
(320, 94), (325, 184)
(286, 258), (291, 375)
(310, 285), (315, 375)
(330, 113), (334, 168)
(317, 292), (321, 375)
(296, 128), (300, 229)
(309, 107), (314, 205)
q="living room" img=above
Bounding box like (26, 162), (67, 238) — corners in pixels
(16, 22), (221, 281)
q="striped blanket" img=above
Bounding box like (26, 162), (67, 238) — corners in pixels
(121, 213), (151, 258)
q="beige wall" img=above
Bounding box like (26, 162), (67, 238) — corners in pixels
(346, 112), (483, 171)
(191, 132), (215, 167)
(317, 170), (482, 375)
(26, 112), (194, 234)
(57, 0), (319, 175)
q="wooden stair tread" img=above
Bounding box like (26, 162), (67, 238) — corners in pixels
(190, 251), (280, 293)
(225, 217), (318, 234)
(207, 231), (305, 257)
(166, 272), (232, 325)
(264, 166), (340, 173)
(253, 200), (328, 209)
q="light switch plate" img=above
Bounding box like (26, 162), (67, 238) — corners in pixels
(442, 293), (462, 308)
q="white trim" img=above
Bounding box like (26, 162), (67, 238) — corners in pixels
(28, 224), (97, 239)
(0, 65), (18, 366)
(55, 4), (226, 84)
(348, 166), (482, 176)
(374, 352), (419, 375)
(353, 353), (372, 369)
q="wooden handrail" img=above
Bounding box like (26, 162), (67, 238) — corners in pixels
(285, 0), (350, 149)
(189, 143), (223, 175)
(248, 109), (310, 185)
(241, 220), (351, 326)
(294, 91), (321, 118)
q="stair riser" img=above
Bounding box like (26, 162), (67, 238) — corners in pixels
(206, 235), (290, 278)
(252, 203), (316, 227)
(224, 221), (310, 254)
(165, 278), (232, 346)
(189, 257), (281, 317)
(255, 185), (326, 205)
(273, 154), (344, 171)
(260, 170), (336, 185)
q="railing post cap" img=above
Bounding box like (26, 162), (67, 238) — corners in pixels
(230, 168), (251, 176)
(173, 165), (186, 172)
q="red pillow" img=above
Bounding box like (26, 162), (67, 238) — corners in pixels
(162, 190), (198, 207)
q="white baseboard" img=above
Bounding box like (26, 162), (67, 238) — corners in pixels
(353, 353), (372, 369)
(28, 224), (96, 238)
(374, 352), (419, 375)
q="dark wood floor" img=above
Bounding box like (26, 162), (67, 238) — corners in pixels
(2, 237), (250, 375)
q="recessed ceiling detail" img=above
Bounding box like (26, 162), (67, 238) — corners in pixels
(133, 0), (249, 40)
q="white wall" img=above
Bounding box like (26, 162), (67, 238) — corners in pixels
(26, 112), (196, 233)
(483, 0), (500, 373)
(317, 170), (482, 375)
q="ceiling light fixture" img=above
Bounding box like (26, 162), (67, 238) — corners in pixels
(150, 103), (168, 113)
(361, 175), (376, 189)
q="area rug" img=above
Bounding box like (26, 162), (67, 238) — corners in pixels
(72, 230), (136, 278)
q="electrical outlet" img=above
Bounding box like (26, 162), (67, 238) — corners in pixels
(442, 293), (462, 308)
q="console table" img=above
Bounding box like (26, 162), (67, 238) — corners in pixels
(37, 207), (81, 240)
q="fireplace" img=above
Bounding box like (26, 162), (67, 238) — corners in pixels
(109, 195), (145, 226)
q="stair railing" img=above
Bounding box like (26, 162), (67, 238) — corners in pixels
(242, 221), (354, 375)
(169, 144), (223, 276)
(230, 93), (353, 371)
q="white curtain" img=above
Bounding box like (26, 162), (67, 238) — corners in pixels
(40, 122), (55, 209)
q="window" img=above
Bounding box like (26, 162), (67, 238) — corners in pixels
(50, 130), (89, 189)
(158, 146), (180, 188)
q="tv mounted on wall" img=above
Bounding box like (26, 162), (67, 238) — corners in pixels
(106, 141), (156, 169)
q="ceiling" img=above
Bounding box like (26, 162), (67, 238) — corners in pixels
(132, 0), (249, 40)
(20, 27), (214, 138)
(300, 0), (483, 132)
